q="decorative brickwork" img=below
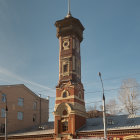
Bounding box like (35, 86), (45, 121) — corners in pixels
(54, 16), (87, 139)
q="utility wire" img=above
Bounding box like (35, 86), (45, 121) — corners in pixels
(23, 72), (140, 93)
(103, 72), (140, 81)
(85, 85), (140, 95)
(85, 101), (101, 104)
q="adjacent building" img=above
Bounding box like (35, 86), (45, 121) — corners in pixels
(77, 115), (140, 139)
(0, 84), (49, 134)
(1, 115), (140, 140)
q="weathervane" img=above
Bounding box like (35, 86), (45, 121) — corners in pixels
(66, 0), (72, 18)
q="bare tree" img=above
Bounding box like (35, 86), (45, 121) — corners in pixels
(86, 104), (97, 112)
(106, 99), (119, 115)
(118, 78), (140, 115)
(86, 104), (110, 118)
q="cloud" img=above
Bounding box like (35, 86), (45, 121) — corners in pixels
(0, 66), (55, 97)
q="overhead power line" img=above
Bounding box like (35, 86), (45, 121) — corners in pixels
(24, 72), (140, 93)
(85, 85), (140, 95)
(103, 72), (140, 81)
(85, 100), (101, 104)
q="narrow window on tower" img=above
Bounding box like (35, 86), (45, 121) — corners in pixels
(62, 61), (69, 76)
(73, 38), (75, 49)
(63, 91), (67, 98)
(62, 90), (69, 98)
(72, 56), (75, 70)
(76, 38), (80, 53)
(63, 64), (68, 73)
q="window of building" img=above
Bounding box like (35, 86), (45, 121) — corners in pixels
(62, 121), (68, 132)
(2, 94), (6, 103)
(0, 124), (5, 133)
(18, 98), (24, 107)
(63, 91), (67, 98)
(17, 112), (23, 120)
(107, 119), (114, 125)
(33, 114), (36, 122)
(63, 64), (68, 73)
(33, 102), (37, 110)
(1, 109), (5, 118)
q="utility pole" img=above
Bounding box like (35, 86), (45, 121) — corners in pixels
(99, 72), (107, 140)
(5, 97), (8, 140)
(39, 94), (41, 125)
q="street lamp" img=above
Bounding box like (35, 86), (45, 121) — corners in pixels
(99, 72), (107, 140)
(39, 94), (41, 125)
(5, 96), (8, 140)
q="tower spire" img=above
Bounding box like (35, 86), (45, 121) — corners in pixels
(66, 0), (72, 18)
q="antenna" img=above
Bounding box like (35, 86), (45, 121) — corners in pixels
(66, 0), (72, 18)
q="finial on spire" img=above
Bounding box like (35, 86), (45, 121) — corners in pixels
(66, 0), (72, 18)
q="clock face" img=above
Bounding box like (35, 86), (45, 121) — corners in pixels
(63, 40), (70, 50)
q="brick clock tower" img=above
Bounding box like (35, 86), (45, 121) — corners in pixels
(54, 6), (87, 140)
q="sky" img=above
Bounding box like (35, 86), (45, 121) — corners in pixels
(0, 0), (140, 121)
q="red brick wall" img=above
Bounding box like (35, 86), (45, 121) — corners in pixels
(55, 98), (85, 105)
(75, 115), (86, 130)
(0, 135), (54, 140)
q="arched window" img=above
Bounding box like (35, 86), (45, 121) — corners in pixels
(63, 91), (67, 98)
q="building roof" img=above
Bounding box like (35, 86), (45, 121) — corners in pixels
(8, 129), (54, 137)
(79, 115), (140, 132)
(3, 115), (140, 138)
(0, 84), (48, 101)
(0, 122), (54, 137)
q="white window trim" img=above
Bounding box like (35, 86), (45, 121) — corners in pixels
(18, 98), (24, 107)
(2, 94), (6, 103)
(33, 101), (37, 110)
(17, 112), (23, 120)
(1, 108), (5, 118)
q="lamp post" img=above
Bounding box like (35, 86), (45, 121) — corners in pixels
(39, 94), (41, 125)
(99, 72), (107, 140)
(5, 97), (8, 140)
